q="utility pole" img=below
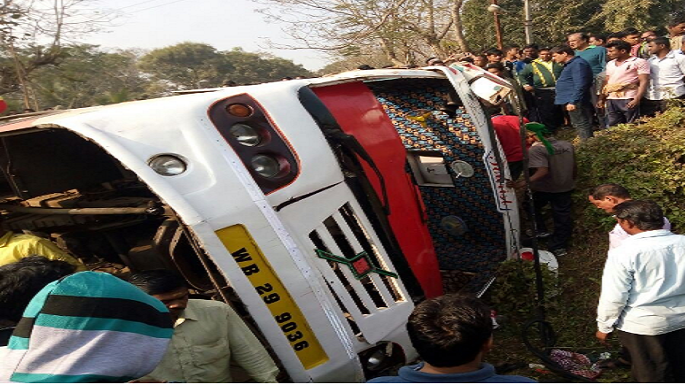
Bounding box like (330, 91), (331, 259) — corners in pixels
(489, 0), (504, 50)
(523, 0), (533, 44)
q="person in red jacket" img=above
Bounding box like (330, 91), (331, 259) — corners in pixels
(491, 114), (529, 180)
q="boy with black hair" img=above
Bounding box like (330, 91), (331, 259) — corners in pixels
(369, 294), (535, 383)
(589, 33), (607, 47)
(667, 14), (685, 56)
(643, 36), (685, 116)
(0, 256), (76, 346)
(620, 28), (642, 57)
(485, 48), (505, 65)
(128, 269), (279, 383)
(503, 46), (520, 73)
(599, 40), (650, 126)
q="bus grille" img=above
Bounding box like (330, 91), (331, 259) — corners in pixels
(308, 203), (405, 337)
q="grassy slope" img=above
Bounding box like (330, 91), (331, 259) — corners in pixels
(482, 107), (685, 382)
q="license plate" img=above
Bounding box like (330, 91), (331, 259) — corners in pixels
(216, 225), (329, 370)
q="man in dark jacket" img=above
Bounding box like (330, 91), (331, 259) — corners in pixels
(551, 45), (594, 140)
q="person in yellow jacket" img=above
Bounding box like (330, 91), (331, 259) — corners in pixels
(0, 229), (86, 271)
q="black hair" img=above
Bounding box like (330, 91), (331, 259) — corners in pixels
(485, 62), (505, 71)
(550, 45), (575, 56)
(589, 183), (631, 200)
(461, 56), (475, 63)
(610, 31), (627, 39)
(407, 294), (493, 367)
(128, 269), (187, 295)
(485, 48), (504, 56)
(622, 27), (640, 36)
(539, 47), (552, 52)
(0, 256), (76, 322)
(668, 14), (685, 28)
(523, 43), (539, 50)
(650, 36), (671, 49)
(613, 200), (665, 231)
(357, 64), (374, 70)
(589, 33), (607, 43)
(606, 40), (632, 52)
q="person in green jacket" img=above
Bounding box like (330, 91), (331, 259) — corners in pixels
(518, 47), (565, 132)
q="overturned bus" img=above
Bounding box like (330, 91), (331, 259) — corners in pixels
(0, 65), (520, 382)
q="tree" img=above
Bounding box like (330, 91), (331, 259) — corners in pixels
(138, 43), (313, 92)
(222, 48), (312, 84)
(138, 42), (225, 90)
(28, 45), (149, 108)
(255, 0), (465, 66)
(461, 0), (682, 53)
(0, 0), (117, 108)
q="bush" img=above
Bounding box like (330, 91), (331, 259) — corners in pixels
(575, 107), (685, 232)
(490, 259), (559, 321)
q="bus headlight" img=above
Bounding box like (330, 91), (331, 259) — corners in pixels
(251, 154), (283, 178)
(148, 154), (187, 176)
(229, 124), (262, 147)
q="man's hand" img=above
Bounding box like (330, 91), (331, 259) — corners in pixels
(506, 179), (526, 189)
(626, 98), (640, 109)
(524, 85), (534, 92)
(595, 331), (611, 346)
(596, 99), (605, 109)
(566, 103), (576, 111)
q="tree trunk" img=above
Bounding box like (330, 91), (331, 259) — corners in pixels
(451, 0), (470, 52)
(380, 38), (406, 66)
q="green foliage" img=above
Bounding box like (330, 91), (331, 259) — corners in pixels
(462, 0), (680, 53)
(490, 259), (559, 321)
(138, 43), (312, 90)
(575, 106), (685, 231)
(138, 42), (225, 90)
(28, 45), (149, 108)
(1, 42), (313, 111)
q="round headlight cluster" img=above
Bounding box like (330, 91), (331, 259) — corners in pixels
(228, 124), (262, 147)
(148, 155), (187, 176)
(251, 154), (285, 178)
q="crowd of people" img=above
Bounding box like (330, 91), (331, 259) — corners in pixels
(430, 19), (685, 142)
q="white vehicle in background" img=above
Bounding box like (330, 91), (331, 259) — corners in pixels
(0, 66), (518, 382)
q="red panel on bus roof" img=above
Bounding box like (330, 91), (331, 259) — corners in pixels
(314, 82), (443, 298)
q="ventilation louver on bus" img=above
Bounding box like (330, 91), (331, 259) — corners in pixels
(308, 203), (404, 340)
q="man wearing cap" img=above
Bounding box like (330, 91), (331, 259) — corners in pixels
(518, 123), (576, 257)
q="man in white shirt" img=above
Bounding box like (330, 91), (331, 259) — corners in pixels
(596, 200), (685, 382)
(642, 36), (685, 117)
(588, 184), (671, 249)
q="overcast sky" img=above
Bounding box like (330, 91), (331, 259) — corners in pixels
(82, 0), (330, 71)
